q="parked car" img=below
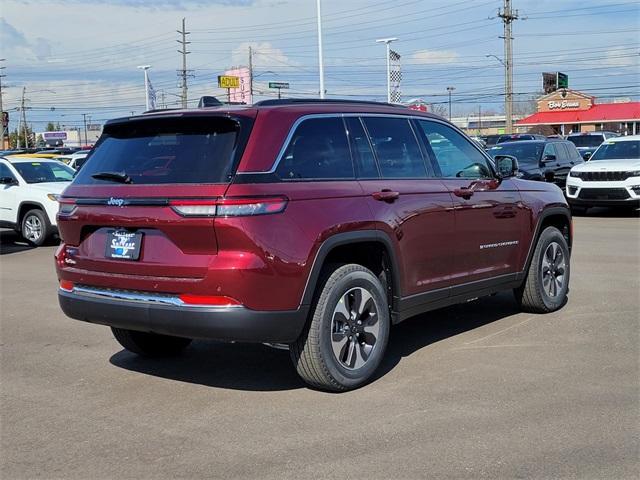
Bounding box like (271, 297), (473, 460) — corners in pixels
(567, 131), (619, 160)
(0, 157), (74, 245)
(482, 134), (501, 149)
(496, 133), (547, 144)
(488, 139), (583, 189)
(55, 99), (572, 391)
(54, 151), (89, 170)
(566, 135), (640, 212)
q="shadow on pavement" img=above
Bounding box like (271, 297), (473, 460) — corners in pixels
(110, 292), (521, 392)
(572, 206), (639, 218)
(0, 229), (34, 255)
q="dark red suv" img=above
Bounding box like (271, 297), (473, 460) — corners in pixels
(56, 99), (572, 391)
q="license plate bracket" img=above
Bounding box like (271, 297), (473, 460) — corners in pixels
(105, 230), (143, 260)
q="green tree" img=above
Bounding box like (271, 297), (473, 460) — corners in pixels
(46, 122), (56, 131)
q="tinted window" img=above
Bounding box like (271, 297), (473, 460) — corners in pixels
(345, 118), (379, 178)
(13, 161), (74, 183)
(567, 135), (604, 148)
(497, 134), (533, 144)
(489, 143), (543, 165)
(543, 143), (557, 159)
(0, 163), (15, 179)
(555, 143), (570, 163)
(590, 140), (640, 161)
(418, 121), (492, 178)
(362, 117), (426, 178)
(564, 142), (582, 161)
(276, 117), (353, 180)
(74, 117), (247, 185)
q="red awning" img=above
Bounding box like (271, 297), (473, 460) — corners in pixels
(517, 102), (640, 125)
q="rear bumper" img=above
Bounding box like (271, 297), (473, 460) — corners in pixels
(58, 289), (308, 343)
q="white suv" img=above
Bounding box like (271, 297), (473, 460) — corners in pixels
(566, 135), (640, 212)
(0, 157), (75, 245)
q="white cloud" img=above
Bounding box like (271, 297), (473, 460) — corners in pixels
(231, 41), (295, 70)
(411, 49), (459, 65)
(603, 47), (638, 67)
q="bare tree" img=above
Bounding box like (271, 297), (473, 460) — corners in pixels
(428, 103), (448, 118)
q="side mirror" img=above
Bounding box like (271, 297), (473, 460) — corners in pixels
(542, 154), (556, 163)
(583, 152), (592, 160)
(0, 176), (17, 186)
(494, 155), (519, 179)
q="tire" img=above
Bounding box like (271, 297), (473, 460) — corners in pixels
(515, 226), (570, 313)
(111, 327), (192, 357)
(21, 209), (50, 246)
(290, 264), (390, 392)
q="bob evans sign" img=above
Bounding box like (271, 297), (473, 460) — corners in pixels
(548, 100), (581, 110)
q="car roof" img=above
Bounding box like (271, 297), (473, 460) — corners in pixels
(567, 131), (616, 136)
(601, 135), (640, 143)
(3, 156), (66, 164)
(491, 139), (564, 146)
(106, 99), (441, 126)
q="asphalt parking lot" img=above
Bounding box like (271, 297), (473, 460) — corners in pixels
(1, 208), (638, 479)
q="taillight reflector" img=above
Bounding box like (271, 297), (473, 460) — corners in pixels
(59, 280), (74, 292)
(58, 198), (77, 215)
(169, 197), (287, 217)
(178, 294), (241, 306)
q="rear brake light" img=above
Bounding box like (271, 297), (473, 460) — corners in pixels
(178, 294), (241, 306)
(59, 280), (74, 292)
(169, 199), (217, 217)
(216, 196), (288, 217)
(58, 198), (77, 215)
(169, 196), (288, 217)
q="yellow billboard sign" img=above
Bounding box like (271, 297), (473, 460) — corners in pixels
(218, 75), (240, 89)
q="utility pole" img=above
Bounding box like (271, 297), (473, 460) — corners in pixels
(137, 65), (151, 111)
(0, 59), (5, 147)
(20, 87), (28, 149)
(248, 46), (253, 101)
(478, 105), (482, 135)
(82, 113), (88, 147)
(446, 86), (455, 120)
(498, 0), (519, 134)
(177, 18), (191, 108)
(316, 0), (325, 99)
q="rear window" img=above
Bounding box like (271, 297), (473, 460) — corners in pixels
(497, 135), (533, 144)
(567, 135), (604, 148)
(73, 116), (250, 185)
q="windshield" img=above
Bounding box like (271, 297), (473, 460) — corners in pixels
(489, 143), (543, 165)
(590, 140), (640, 161)
(13, 161), (75, 183)
(568, 135), (604, 148)
(73, 116), (250, 185)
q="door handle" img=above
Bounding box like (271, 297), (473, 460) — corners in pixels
(453, 187), (474, 199)
(372, 190), (400, 203)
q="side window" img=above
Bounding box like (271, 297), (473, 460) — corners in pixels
(362, 117), (426, 178)
(565, 142), (582, 161)
(556, 143), (571, 164)
(418, 121), (492, 178)
(275, 117), (353, 180)
(0, 163), (16, 179)
(345, 117), (379, 178)
(543, 143), (557, 160)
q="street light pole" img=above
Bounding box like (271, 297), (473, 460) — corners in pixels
(137, 65), (151, 111)
(316, 0), (325, 99)
(376, 37), (398, 103)
(447, 86), (455, 120)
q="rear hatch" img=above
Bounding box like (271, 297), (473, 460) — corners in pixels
(58, 113), (253, 282)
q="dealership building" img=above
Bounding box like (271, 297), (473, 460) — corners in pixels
(516, 89), (640, 136)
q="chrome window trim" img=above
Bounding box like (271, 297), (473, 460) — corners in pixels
(237, 113), (494, 176)
(66, 285), (243, 309)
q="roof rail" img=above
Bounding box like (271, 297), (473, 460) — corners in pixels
(253, 98), (407, 108)
(142, 107), (181, 114)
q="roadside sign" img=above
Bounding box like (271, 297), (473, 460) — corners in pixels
(269, 82), (290, 89)
(557, 72), (569, 89)
(218, 75), (240, 89)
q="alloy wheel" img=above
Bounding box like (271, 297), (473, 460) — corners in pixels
(24, 215), (43, 243)
(541, 241), (566, 298)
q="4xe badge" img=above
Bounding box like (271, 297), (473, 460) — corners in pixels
(106, 230), (142, 260)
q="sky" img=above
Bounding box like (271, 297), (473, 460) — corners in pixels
(1, 0), (639, 133)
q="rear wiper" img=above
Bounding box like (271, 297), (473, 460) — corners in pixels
(91, 171), (132, 184)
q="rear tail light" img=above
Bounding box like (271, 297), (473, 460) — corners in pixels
(170, 196), (287, 217)
(59, 280), (74, 292)
(58, 198), (77, 215)
(178, 294), (241, 306)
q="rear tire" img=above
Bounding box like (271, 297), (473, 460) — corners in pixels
(111, 327), (192, 357)
(290, 264), (390, 392)
(21, 209), (50, 246)
(515, 226), (570, 313)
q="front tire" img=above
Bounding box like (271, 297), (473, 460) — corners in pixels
(111, 327), (192, 357)
(21, 209), (50, 246)
(515, 226), (570, 313)
(290, 264), (390, 392)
